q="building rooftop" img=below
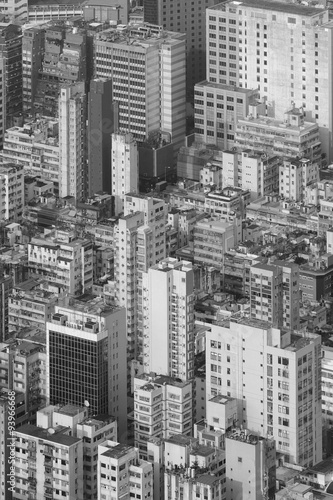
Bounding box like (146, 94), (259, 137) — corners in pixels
(15, 424), (80, 446)
(303, 457), (333, 475)
(212, 0), (326, 16)
(101, 443), (134, 460)
(209, 394), (235, 405)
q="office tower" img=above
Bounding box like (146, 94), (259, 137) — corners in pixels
(14, 419), (84, 499)
(22, 26), (45, 118)
(235, 106), (322, 165)
(98, 440), (153, 499)
(2, 119), (59, 183)
(0, 23), (22, 146)
(206, 1), (333, 161)
(206, 319), (322, 467)
(142, 258), (195, 381)
(111, 133), (138, 215)
(87, 78), (114, 196)
(0, 163), (24, 223)
(94, 24), (186, 155)
(194, 83), (259, 149)
(28, 229), (93, 296)
(22, 404), (117, 500)
(193, 219), (235, 270)
(0, 337), (47, 425)
(226, 430), (276, 500)
(59, 82), (87, 202)
(279, 157), (319, 202)
(114, 195), (167, 362)
(134, 374), (193, 460)
(250, 260), (300, 331)
(35, 26), (87, 117)
(46, 299), (128, 436)
(143, 0), (221, 97)
(0, 276), (11, 341)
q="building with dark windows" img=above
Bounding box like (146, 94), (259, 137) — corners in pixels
(46, 297), (128, 436)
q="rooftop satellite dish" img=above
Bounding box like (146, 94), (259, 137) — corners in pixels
(84, 400), (90, 407)
(47, 428), (55, 435)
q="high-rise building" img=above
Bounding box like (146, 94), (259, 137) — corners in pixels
(2, 119), (59, 184)
(28, 229), (93, 296)
(94, 24), (186, 155)
(206, 0), (333, 161)
(35, 26), (87, 117)
(225, 430), (276, 500)
(98, 440), (153, 500)
(111, 133), (138, 215)
(0, 23), (22, 145)
(114, 195), (167, 363)
(250, 260), (300, 331)
(59, 82), (87, 201)
(0, 0), (27, 21)
(22, 26), (44, 118)
(143, 0), (221, 97)
(0, 276), (11, 341)
(193, 219), (235, 270)
(279, 157), (319, 202)
(46, 298), (128, 436)
(142, 258), (195, 381)
(206, 318), (322, 467)
(87, 78), (115, 196)
(0, 163), (24, 223)
(134, 373), (193, 459)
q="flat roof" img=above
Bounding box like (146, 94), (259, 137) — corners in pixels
(15, 424), (80, 446)
(101, 443), (134, 460)
(212, 0), (326, 16)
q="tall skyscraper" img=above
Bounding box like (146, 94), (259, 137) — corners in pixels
(206, 0), (333, 161)
(0, 23), (22, 146)
(94, 24), (186, 155)
(114, 194), (167, 364)
(206, 318), (322, 468)
(46, 299), (128, 436)
(143, 0), (221, 96)
(87, 78), (115, 196)
(111, 133), (138, 215)
(250, 260), (300, 331)
(22, 26), (44, 118)
(142, 257), (195, 381)
(59, 83), (87, 201)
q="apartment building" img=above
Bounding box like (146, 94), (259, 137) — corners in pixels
(111, 133), (138, 215)
(0, 336), (47, 426)
(250, 260), (300, 331)
(94, 23), (186, 154)
(0, 163), (24, 223)
(13, 420), (84, 499)
(37, 404), (118, 500)
(193, 218), (234, 270)
(206, 318), (322, 467)
(134, 373), (193, 459)
(114, 195), (167, 363)
(35, 26), (87, 117)
(206, 0), (333, 161)
(0, 0), (27, 20)
(46, 298), (127, 436)
(2, 119), (59, 184)
(235, 106), (322, 165)
(141, 258), (195, 381)
(59, 82), (87, 201)
(322, 346), (333, 431)
(28, 230), (93, 296)
(8, 279), (57, 333)
(225, 429), (276, 500)
(98, 440), (153, 500)
(279, 157), (319, 202)
(0, 276), (12, 341)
